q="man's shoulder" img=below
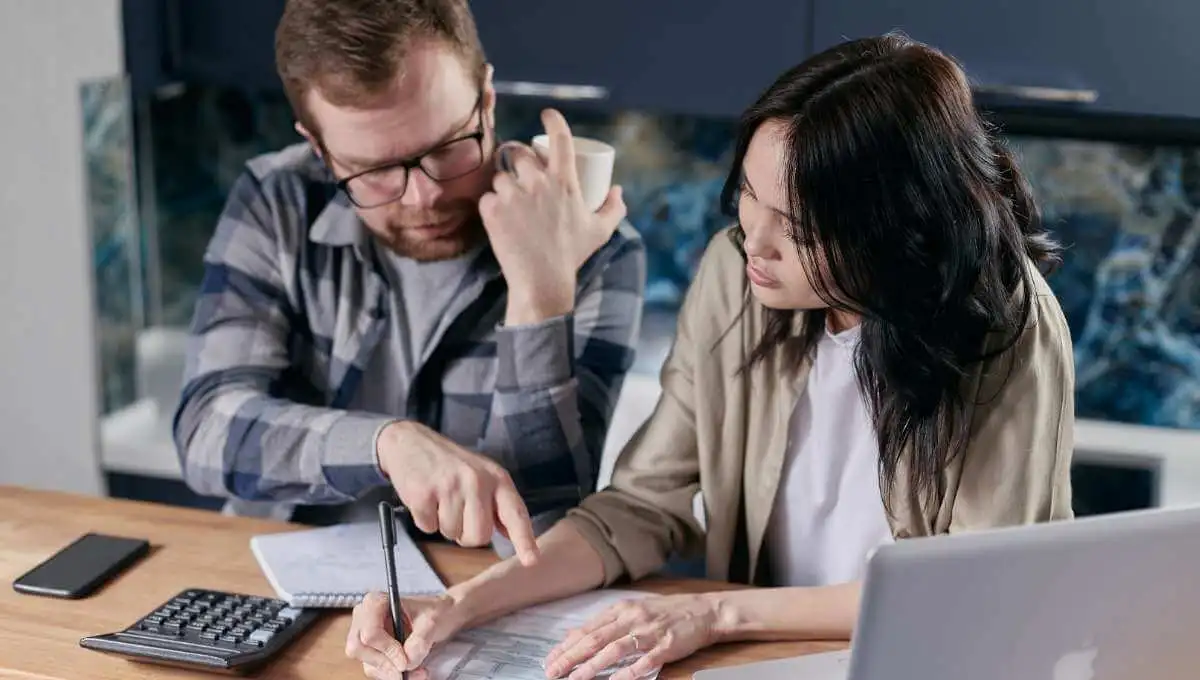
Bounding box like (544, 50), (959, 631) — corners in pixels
(220, 142), (338, 246)
(243, 142), (328, 188)
(594, 220), (645, 263)
(577, 220), (645, 291)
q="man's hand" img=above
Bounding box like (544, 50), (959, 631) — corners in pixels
(346, 592), (470, 680)
(479, 108), (627, 325)
(377, 421), (540, 566)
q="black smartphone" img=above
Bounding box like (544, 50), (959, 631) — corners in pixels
(12, 532), (150, 599)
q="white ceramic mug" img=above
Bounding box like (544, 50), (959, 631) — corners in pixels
(532, 134), (616, 212)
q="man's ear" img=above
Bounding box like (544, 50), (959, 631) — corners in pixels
(295, 122), (322, 159)
(482, 63), (497, 130)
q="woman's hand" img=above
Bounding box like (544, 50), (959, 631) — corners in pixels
(543, 594), (722, 680)
(345, 591), (471, 680)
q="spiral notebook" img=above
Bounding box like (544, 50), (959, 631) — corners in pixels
(249, 520), (446, 608)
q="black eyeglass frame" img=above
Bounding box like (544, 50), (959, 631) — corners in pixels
(323, 90), (489, 209)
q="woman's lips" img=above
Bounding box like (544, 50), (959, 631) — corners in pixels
(746, 262), (781, 289)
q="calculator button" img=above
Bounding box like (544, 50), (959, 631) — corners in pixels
(248, 629), (276, 646)
(199, 630), (220, 642)
(276, 607), (303, 621)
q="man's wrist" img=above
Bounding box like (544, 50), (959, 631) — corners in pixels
(504, 283), (574, 326)
(375, 420), (419, 479)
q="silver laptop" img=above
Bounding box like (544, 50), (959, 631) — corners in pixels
(695, 504), (1200, 680)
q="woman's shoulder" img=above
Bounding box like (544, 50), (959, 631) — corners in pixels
(684, 226), (750, 313)
(977, 261), (1074, 394)
(675, 226), (758, 341)
(1019, 263), (1073, 359)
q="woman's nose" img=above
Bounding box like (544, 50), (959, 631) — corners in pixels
(741, 221), (777, 260)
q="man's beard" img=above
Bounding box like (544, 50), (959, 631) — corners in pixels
(377, 207), (487, 262)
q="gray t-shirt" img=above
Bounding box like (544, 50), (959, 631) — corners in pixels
(351, 245), (484, 416)
(333, 244), (483, 525)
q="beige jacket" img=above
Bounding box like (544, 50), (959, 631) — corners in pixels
(565, 229), (1075, 586)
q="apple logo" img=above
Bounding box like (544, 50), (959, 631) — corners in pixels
(1053, 644), (1098, 680)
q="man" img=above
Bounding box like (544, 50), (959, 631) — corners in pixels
(172, 0), (646, 564)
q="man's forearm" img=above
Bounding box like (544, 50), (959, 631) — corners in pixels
(175, 382), (391, 503)
(707, 582), (861, 643)
(450, 520), (606, 629)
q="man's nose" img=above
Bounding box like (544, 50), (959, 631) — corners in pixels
(399, 168), (444, 208)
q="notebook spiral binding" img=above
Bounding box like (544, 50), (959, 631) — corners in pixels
(292, 592), (365, 608)
(290, 589), (443, 608)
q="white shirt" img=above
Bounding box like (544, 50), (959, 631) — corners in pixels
(768, 324), (894, 587)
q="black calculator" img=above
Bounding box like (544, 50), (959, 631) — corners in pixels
(79, 588), (322, 673)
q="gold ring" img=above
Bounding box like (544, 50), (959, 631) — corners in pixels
(629, 633), (640, 651)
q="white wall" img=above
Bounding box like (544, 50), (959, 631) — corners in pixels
(0, 0), (124, 494)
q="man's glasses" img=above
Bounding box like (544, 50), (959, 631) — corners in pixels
(329, 93), (487, 209)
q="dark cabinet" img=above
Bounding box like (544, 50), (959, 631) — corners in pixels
(123, 0), (1200, 121)
(811, 0), (1200, 121)
(470, 0), (813, 119)
(123, 0), (285, 97)
(166, 0), (286, 93)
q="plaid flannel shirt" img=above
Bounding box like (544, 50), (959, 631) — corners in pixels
(172, 144), (646, 519)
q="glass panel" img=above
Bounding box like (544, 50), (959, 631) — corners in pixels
(129, 81), (1200, 433)
(82, 76), (141, 415)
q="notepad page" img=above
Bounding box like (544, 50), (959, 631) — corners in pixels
(250, 520), (446, 606)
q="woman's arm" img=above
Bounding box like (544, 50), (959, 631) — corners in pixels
(710, 582), (861, 643)
(543, 582), (861, 680)
(451, 520), (607, 629)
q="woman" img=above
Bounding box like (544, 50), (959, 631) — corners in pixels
(346, 33), (1074, 680)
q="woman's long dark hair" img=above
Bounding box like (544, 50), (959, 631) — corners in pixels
(722, 33), (1062, 514)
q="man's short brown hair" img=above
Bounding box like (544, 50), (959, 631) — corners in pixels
(275, 0), (487, 129)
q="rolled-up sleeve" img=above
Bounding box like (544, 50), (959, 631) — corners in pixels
(561, 238), (731, 585)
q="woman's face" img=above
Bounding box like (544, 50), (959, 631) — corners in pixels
(737, 120), (828, 311)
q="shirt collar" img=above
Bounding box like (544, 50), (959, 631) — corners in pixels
(309, 190), (368, 251)
(309, 193), (502, 282)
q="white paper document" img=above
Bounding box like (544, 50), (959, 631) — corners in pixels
(424, 590), (660, 680)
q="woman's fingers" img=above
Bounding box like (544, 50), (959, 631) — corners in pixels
(545, 620), (635, 679)
(565, 631), (644, 680)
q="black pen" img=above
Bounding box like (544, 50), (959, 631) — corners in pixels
(377, 501), (407, 680)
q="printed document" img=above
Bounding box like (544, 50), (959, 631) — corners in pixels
(424, 590), (660, 680)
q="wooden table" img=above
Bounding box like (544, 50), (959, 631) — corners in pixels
(0, 486), (842, 679)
